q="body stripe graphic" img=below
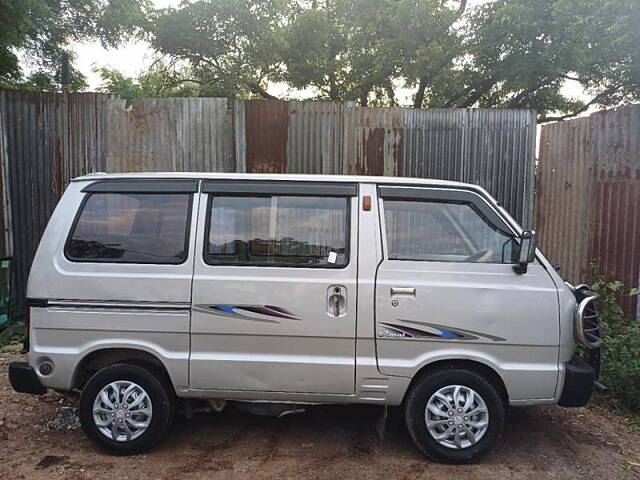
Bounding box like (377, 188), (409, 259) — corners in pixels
(193, 304), (301, 323)
(401, 319), (506, 342)
(379, 321), (506, 342)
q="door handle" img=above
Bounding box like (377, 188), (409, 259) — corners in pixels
(390, 287), (416, 297)
(327, 285), (347, 317)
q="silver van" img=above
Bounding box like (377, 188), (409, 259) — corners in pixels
(9, 173), (602, 463)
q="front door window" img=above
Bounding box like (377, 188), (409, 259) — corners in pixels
(383, 199), (516, 263)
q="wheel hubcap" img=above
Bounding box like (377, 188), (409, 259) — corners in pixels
(93, 380), (152, 442)
(425, 385), (489, 449)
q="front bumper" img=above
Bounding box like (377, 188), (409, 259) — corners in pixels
(558, 357), (596, 407)
(9, 362), (46, 395)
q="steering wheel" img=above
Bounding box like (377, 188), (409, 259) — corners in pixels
(465, 249), (493, 263)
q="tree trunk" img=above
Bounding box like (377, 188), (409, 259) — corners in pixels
(386, 83), (397, 106)
(328, 74), (339, 101)
(413, 77), (428, 108)
(413, 0), (467, 109)
(360, 88), (369, 107)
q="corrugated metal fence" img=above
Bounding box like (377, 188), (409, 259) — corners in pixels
(0, 91), (536, 305)
(0, 92), (112, 307)
(536, 104), (640, 319)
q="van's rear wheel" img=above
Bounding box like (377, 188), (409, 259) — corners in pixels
(405, 368), (505, 463)
(79, 363), (172, 454)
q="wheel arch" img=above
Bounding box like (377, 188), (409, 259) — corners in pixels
(72, 347), (176, 395)
(402, 358), (509, 405)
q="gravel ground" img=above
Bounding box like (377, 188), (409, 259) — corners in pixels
(1, 348), (639, 480)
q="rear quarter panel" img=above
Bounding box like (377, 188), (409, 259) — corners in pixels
(26, 182), (196, 392)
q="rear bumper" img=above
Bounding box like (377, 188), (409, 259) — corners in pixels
(9, 362), (46, 395)
(558, 357), (596, 407)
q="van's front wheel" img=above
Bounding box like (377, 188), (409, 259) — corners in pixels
(405, 368), (505, 463)
(79, 363), (172, 454)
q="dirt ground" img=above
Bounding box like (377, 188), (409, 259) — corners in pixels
(1, 349), (639, 480)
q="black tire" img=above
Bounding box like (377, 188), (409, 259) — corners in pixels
(79, 363), (173, 454)
(405, 368), (505, 464)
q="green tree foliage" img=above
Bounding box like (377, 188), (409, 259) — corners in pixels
(280, 0), (401, 105)
(151, 0), (286, 99)
(0, 0), (149, 91)
(390, 0), (466, 108)
(94, 61), (200, 102)
(0, 0), (48, 86)
(449, 0), (640, 121)
(142, 0), (639, 120)
(3, 0), (638, 119)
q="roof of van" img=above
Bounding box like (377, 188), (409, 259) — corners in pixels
(71, 172), (481, 190)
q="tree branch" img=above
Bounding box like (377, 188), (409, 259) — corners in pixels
(246, 81), (278, 99)
(182, 53), (278, 99)
(454, 77), (496, 108)
(157, 78), (204, 95)
(457, 0), (468, 16)
(185, 53), (222, 73)
(507, 77), (551, 107)
(560, 73), (582, 82)
(537, 84), (622, 123)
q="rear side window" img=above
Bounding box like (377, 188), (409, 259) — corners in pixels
(65, 193), (192, 264)
(383, 199), (515, 263)
(205, 195), (349, 267)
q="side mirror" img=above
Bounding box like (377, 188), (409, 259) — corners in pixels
(513, 230), (536, 274)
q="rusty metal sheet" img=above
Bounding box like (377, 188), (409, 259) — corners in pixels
(343, 104), (404, 176)
(537, 104), (640, 319)
(105, 97), (234, 173)
(244, 100), (289, 173)
(586, 105), (640, 318)
(536, 117), (593, 284)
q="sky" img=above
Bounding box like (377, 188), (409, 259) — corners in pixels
(70, 0), (586, 106)
(72, 0), (181, 90)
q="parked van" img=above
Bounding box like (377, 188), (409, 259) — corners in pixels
(9, 173), (602, 463)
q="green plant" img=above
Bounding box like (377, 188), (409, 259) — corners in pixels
(0, 306), (25, 348)
(601, 325), (640, 412)
(591, 267), (640, 412)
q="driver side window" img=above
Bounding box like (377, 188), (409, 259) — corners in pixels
(383, 199), (516, 263)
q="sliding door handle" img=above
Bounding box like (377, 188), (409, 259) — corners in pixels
(390, 287), (416, 297)
(327, 285), (347, 317)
